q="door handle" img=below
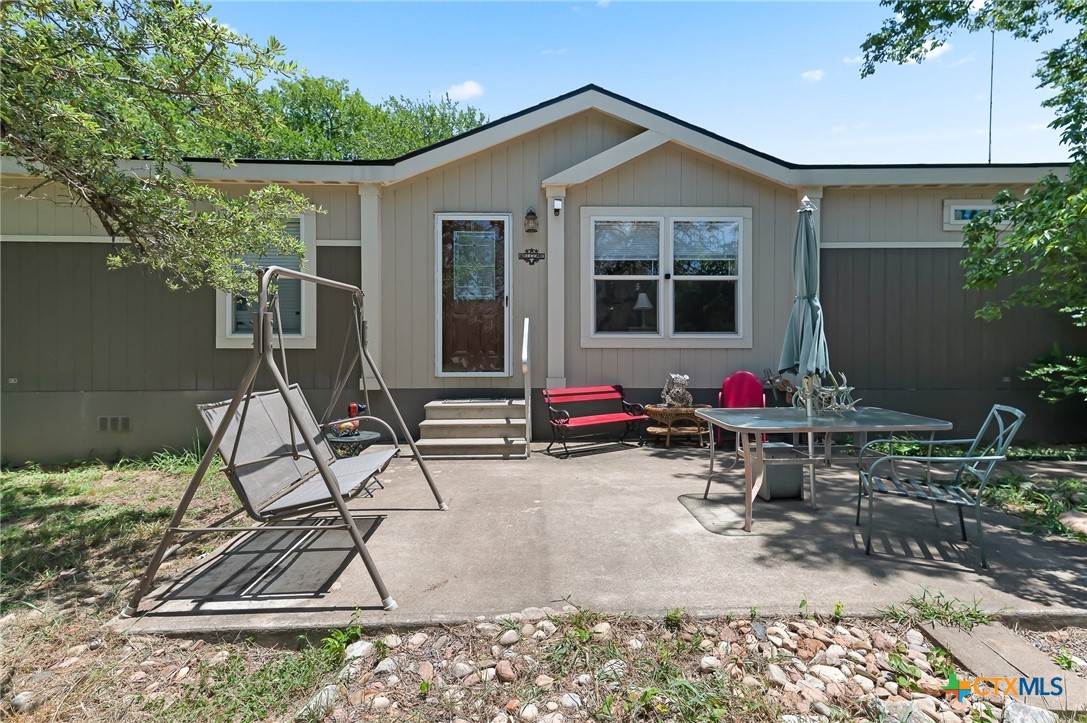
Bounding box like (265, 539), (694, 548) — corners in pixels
(505, 295), (509, 307)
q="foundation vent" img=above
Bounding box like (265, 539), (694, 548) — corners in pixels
(97, 415), (132, 433)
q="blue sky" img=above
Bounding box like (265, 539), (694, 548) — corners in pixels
(209, 1), (1071, 164)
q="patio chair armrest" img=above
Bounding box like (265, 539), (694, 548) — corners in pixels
(857, 437), (975, 457)
(864, 453), (1006, 477)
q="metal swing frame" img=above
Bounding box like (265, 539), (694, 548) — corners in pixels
(122, 266), (446, 616)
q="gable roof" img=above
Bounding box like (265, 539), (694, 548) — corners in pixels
(3, 85), (1069, 188)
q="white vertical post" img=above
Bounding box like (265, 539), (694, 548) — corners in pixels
(359, 185), (382, 384)
(544, 185), (566, 388)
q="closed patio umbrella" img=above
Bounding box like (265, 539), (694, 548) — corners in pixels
(779, 196), (830, 380)
(779, 197), (830, 420)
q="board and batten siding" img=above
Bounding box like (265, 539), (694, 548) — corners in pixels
(378, 109), (644, 390)
(0, 242), (362, 394)
(563, 142), (801, 391)
(820, 186), (1018, 245)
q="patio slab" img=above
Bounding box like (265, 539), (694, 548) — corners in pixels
(112, 446), (1087, 638)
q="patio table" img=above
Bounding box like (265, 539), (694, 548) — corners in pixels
(695, 407), (952, 532)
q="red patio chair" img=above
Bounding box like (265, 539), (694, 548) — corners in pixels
(718, 370), (766, 467)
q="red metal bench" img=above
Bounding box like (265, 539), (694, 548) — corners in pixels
(543, 385), (649, 457)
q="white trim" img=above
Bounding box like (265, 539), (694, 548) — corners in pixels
(0, 234), (116, 243)
(542, 130), (669, 186)
(820, 240), (965, 249)
(579, 206), (753, 350)
(215, 210), (318, 350)
(0, 234), (358, 247)
(434, 213), (513, 378)
(545, 188), (567, 385)
(316, 238), (362, 247)
(359, 186), (382, 383)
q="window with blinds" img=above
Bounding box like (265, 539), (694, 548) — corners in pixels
(589, 213), (744, 338)
(232, 217), (303, 335)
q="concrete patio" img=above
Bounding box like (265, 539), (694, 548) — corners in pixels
(113, 444), (1087, 638)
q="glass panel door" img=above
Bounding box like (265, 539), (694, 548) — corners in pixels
(437, 215), (509, 375)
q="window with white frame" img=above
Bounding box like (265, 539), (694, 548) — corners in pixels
(943, 199), (1006, 231)
(581, 207), (753, 349)
(215, 212), (318, 349)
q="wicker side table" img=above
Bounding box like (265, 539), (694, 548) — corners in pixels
(643, 404), (711, 448)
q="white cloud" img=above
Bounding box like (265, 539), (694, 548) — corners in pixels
(904, 41), (953, 64)
(1028, 123), (1047, 132)
(924, 41), (953, 60)
(445, 80), (484, 101)
(951, 53), (976, 67)
(801, 69), (824, 82)
(970, 0), (986, 12)
(541, 48), (568, 56)
(842, 55), (864, 65)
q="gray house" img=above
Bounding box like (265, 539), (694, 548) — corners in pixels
(2, 85), (1083, 463)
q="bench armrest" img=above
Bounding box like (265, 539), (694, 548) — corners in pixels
(548, 408), (572, 425)
(622, 400), (645, 416)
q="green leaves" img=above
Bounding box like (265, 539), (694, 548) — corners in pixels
(1, 0), (310, 294)
(193, 76), (490, 162)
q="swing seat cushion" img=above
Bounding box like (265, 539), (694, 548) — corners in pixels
(198, 384), (394, 521)
(262, 447), (398, 515)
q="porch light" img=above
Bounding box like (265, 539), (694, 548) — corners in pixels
(552, 198), (563, 216)
(524, 208), (539, 233)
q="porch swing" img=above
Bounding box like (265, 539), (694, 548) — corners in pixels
(122, 266), (447, 616)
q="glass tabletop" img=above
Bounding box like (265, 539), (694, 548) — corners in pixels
(694, 406), (952, 434)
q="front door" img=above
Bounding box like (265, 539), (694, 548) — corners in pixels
(435, 214), (511, 376)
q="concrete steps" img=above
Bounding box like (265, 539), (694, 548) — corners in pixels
(415, 399), (528, 459)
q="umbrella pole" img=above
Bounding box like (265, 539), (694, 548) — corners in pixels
(805, 375), (818, 509)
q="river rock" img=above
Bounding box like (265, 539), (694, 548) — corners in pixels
(498, 629), (520, 646)
(417, 660), (434, 681)
(591, 622), (613, 641)
(345, 640), (375, 660)
(699, 656), (722, 673)
(1058, 511), (1087, 535)
(810, 664), (848, 684)
(767, 664), (790, 688)
(10, 691), (37, 713)
(560, 692), (581, 709)
(451, 662), (475, 679)
(519, 703), (539, 722)
(496, 659), (516, 682)
(1003, 700), (1058, 723)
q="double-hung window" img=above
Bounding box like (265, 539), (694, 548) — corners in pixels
(581, 206), (752, 349)
(215, 211), (318, 349)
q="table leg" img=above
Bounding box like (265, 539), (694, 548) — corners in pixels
(703, 425), (717, 499)
(744, 431), (761, 532)
(807, 431), (818, 510)
(665, 422), (673, 448)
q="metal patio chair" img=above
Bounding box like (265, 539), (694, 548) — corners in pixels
(856, 404), (1025, 568)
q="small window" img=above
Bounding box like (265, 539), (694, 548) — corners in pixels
(215, 213), (318, 349)
(943, 199), (1004, 231)
(232, 218), (303, 336)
